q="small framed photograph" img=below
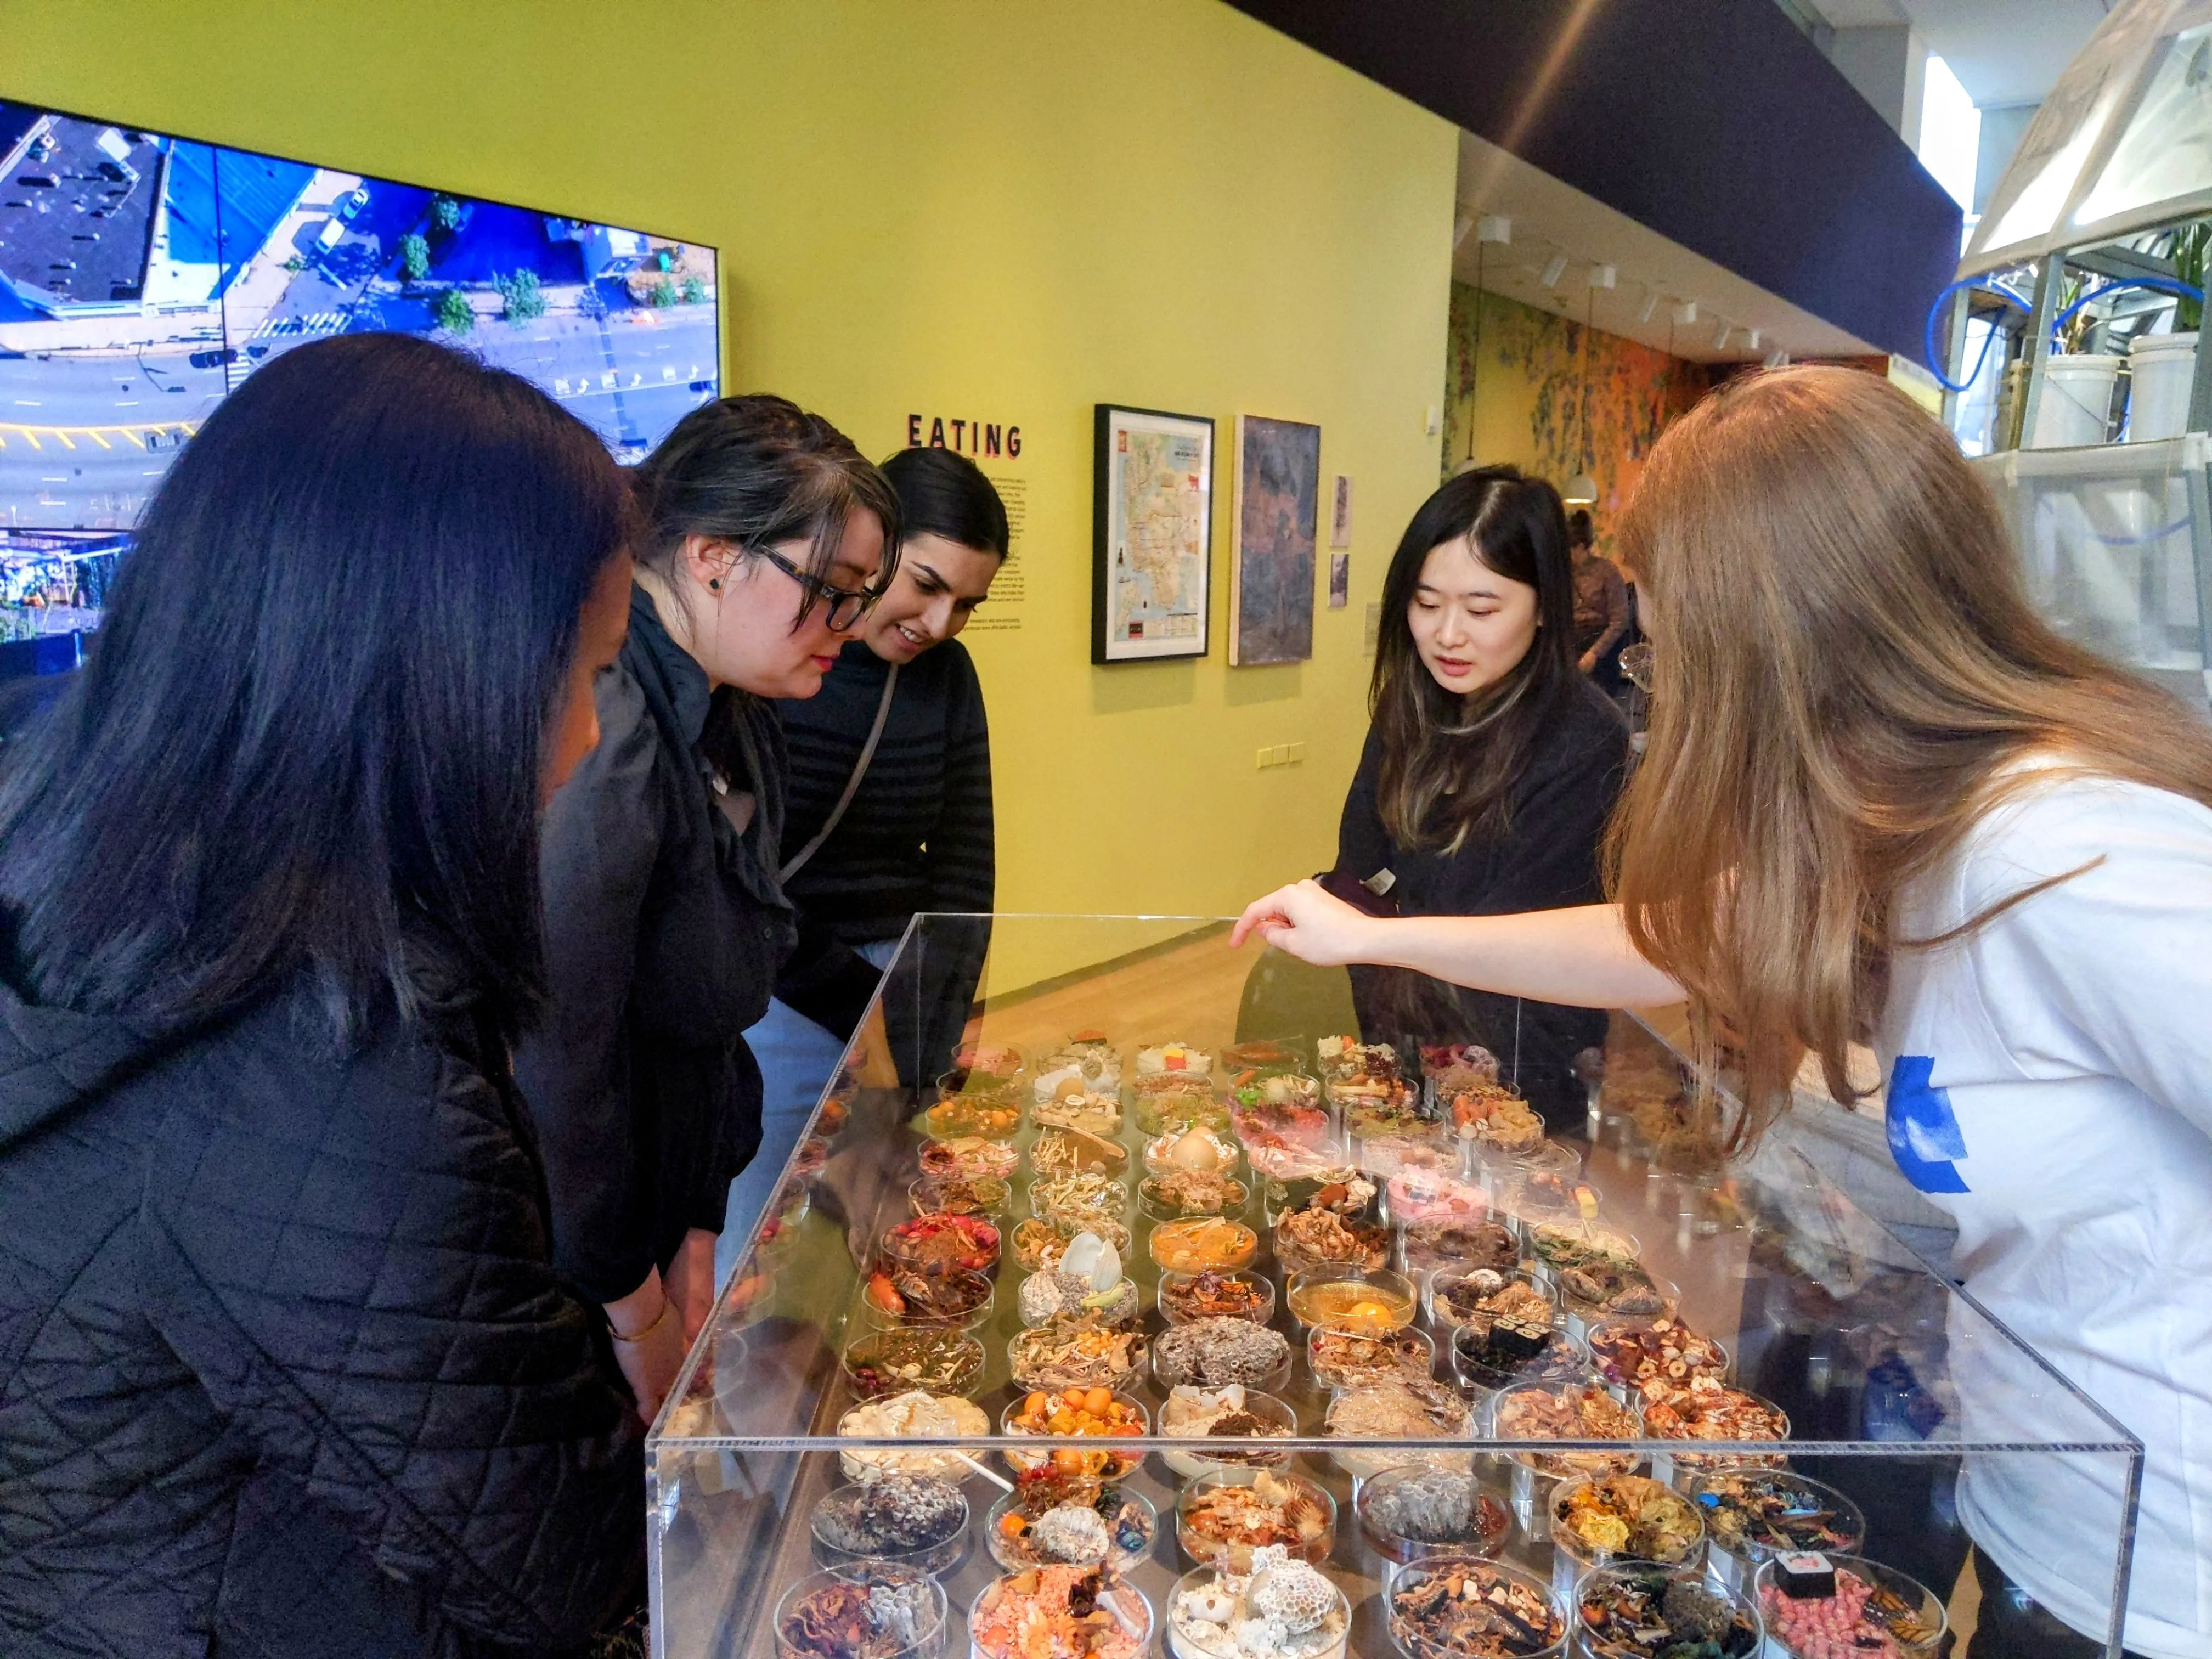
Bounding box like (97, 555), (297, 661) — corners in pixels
(1092, 404), (1214, 663)
(1230, 414), (1320, 666)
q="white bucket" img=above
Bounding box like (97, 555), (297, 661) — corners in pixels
(2029, 354), (2121, 449)
(2127, 331), (2198, 442)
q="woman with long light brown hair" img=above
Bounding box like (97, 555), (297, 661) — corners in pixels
(1235, 365), (2212, 1659)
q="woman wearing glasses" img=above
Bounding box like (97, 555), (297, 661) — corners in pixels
(517, 395), (897, 1421)
(730, 447), (1009, 1260)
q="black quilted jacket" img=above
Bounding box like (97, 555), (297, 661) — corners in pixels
(0, 956), (644, 1657)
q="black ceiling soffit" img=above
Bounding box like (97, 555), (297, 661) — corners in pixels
(1226, 0), (1962, 365)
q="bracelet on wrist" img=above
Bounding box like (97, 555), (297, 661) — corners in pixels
(611, 1294), (673, 1345)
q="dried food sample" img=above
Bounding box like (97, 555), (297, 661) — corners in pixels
(1314, 1035), (1400, 1083)
(953, 1042), (1025, 1079)
(1152, 1316), (1291, 1387)
(1006, 1386), (1148, 1479)
(1588, 1318), (1729, 1397)
(1179, 1471), (1334, 1568)
(1357, 1467), (1511, 1561)
(1758, 1563), (1938, 1657)
(1148, 1216), (1259, 1274)
(1690, 1471), (1862, 1557)
(862, 1264), (991, 1325)
(920, 1095), (1022, 1141)
(1032, 1087), (1124, 1136)
(1020, 1267), (1138, 1329)
(1160, 1269), (1273, 1324)
(1325, 1380), (1473, 1477)
(1452, 1322), (1588, 1391)
(1403, 1218), (1521, 1278)
(1422, 1041), (1500, 1080)
(1638, 1379), (1787, 1469)
(1552, 1476), (1703, 1565)
(1146, 1124), (1240, 1176)
(908, 1173), (1009, 1217)
(1009, 1317), (1147, 1391)
(970, 1566), (1149, 1659)
(1167, 1547), (1348, 1659)
(778, 1573), (941, 1659)
(1137, 1040), (1212, 1076)
(1274, 1171), (1377, 1220)
(1309, 1327), (1432, 1389)
(1387, 1559), (1564, 1658)
(1133, 1074), (1232, 1135)
(1286, 1273), (1414, 1334)
(1338, 1087), (1429, 1139)
(1014, 1216), (1131, 1274)
(1449, 1086), (1545, 1154)
(812, 1474), (967, 1556)
(841, 1329), (984, 1399)
(1432, 1268), (1554, 1333)
(1530, 1223), (1641, 1275)
(1159, 1383), (1293, 1474)
(918, 1136), (1020, 1182)
(994, 1471), (1153, 1570)
(1385, 1166), (1488, 1227)
(1557, 1260), (1675, 1321)
(1491, 1384), (1641, 1478)
(1228, 1068), (1324, 1114)
(1222, 1039), (1303, 1072)
(881, 1212), (999, 1274)
(1029, 1172), (1130, 1227)
(836, 1390), (990, 1479)
(1030, 1129), (1131, 1178)
(1274, 1207), (1387, 1272)
(1141, 1169), (1249, 1217)
(1579, 1568), (1758, 1657)
(1246, 1136), (1351, 1183)
(1033, 1041), (1122, 1101)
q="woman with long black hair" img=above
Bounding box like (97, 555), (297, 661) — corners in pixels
(0, 334), (644, 1657)
(1334, 465), (1628, 1128)
(517, 396), (899, 1414)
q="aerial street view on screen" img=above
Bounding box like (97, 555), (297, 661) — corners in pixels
(0, 98), (719, 678)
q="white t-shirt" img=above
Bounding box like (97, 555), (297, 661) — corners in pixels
(1884, 768), (2212, 1658)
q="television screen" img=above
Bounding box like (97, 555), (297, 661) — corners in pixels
(0, 97), (720, 679)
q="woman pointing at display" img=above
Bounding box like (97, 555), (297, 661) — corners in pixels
(1236, 367), (2210, 1659)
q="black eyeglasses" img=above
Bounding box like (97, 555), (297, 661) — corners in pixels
(751, 545), (883, 631)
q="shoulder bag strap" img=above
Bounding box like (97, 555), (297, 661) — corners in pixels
(779, 662), (899, 883)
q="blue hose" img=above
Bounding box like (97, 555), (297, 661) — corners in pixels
(2049, 274), (2205, 341)
(1925, 278), (2031, 393)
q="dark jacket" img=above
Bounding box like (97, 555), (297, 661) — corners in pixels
(516, 586), (798, 1305)
(0, 955), (643, 1659)
(1337, 673), (1629, 1131)
(774, 637), (995, 1078)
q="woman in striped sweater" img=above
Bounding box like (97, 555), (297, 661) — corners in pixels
(726, 447), (1008, 1261)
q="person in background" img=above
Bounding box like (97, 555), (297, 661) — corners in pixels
(734, 447), (1007, 1263)
(517, 397), (898, 1421)
(1567, 506), (1630, 690)
(0, 334), (644, 1657)
(1237, 367), (2208, 1659)
(1333, 465), (1628, 1131)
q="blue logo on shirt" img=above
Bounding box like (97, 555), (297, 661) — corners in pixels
(1887, 1054), (1970, 1193)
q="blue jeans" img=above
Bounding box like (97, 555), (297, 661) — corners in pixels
(718, 939), (896, 1286)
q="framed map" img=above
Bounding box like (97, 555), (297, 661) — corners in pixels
(1092, 404), (1214, 662)
(1229, 414), (1321, 665)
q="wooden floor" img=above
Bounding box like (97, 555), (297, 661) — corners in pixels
(966, 926), (1268, 1054)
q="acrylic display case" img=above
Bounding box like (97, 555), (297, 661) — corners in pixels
(647, 915), (2141, 1658)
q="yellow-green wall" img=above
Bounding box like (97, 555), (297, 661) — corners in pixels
(0, 0), (1458, 990)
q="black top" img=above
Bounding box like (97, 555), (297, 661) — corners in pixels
(516, 586), (798, 1304)
(0, 947), (642, 1658)
(1336, 673), (1629, 1129)
(774, 637), (995, 1076)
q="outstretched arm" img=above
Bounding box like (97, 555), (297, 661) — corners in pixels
(1231, 878), (1685, 1010)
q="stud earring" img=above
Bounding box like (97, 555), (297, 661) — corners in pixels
(709, 578), (721, 591)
